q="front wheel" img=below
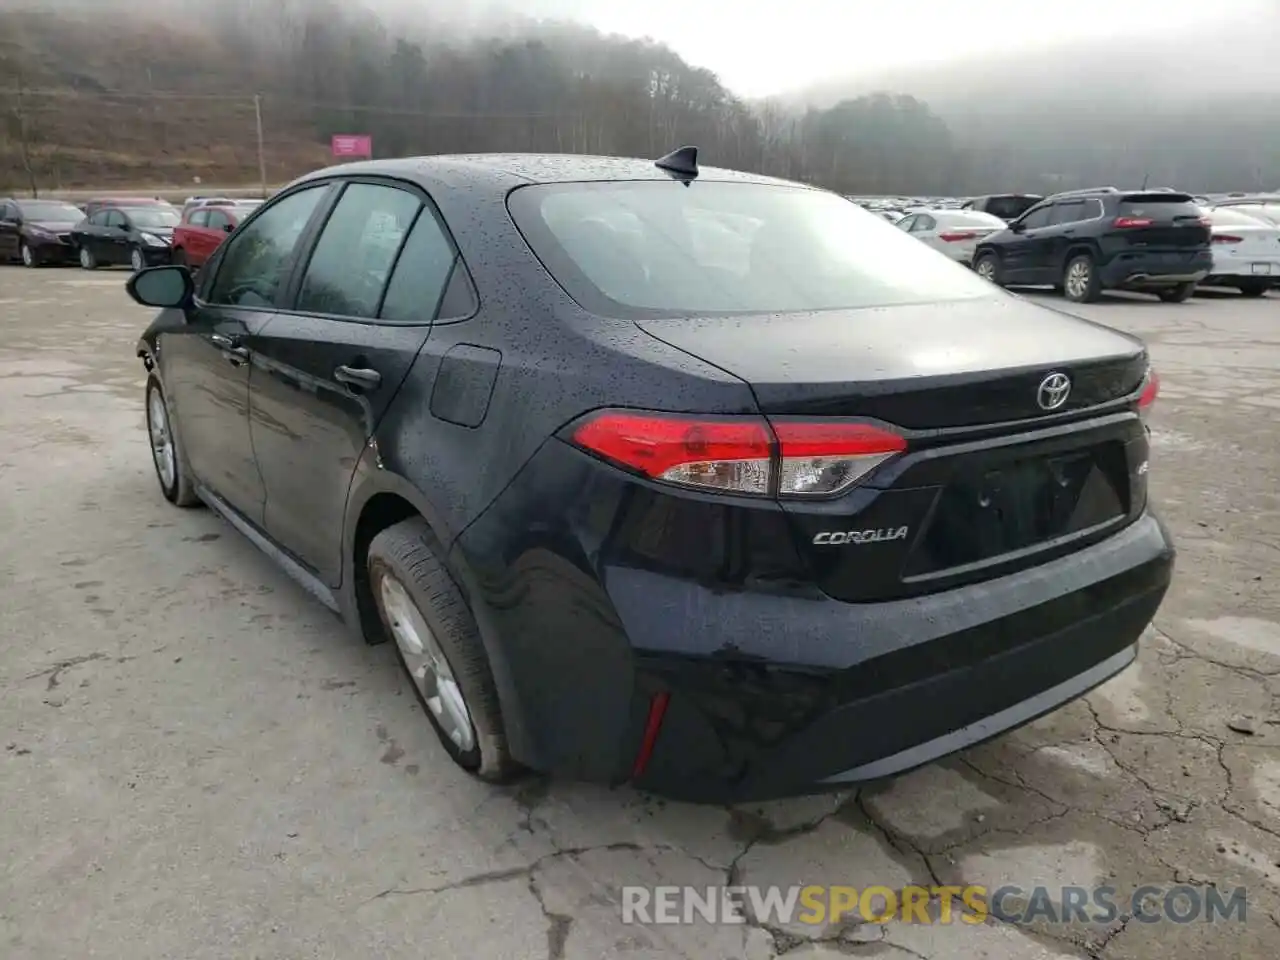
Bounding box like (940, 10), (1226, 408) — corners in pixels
(78, 245), (97, 270)
(20, 243), (39, 268)
(368, 517), (520, 783)
(1063, 254), (1101, 303)
(1158, 283), (1195, 303)
(130, 246), (146, 273)
(974, 252), (1003, 286)
(145, 377), (200, 507)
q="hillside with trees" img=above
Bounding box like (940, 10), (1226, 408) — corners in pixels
(1, 0), (1276, 196)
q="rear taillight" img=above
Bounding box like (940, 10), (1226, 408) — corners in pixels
(1137, 368), (1159, 418)
(569, 411), (906, 498)
(1113, 217), (1153, 229)
(938, 231), (978, 242)
(772, 420), (907, 496)
(1212, 234), (1244, 244)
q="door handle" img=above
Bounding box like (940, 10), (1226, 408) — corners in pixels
(209, 333), (250, 365)
(334, 364), (382, 390)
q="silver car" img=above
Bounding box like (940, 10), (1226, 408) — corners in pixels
(896, 209), (1008, 266)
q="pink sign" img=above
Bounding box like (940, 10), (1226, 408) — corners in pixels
(331, 134), (372, 159)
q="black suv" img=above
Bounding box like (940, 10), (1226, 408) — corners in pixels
(972, 188), (1213, 303)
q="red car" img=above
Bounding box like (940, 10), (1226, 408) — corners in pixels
(171, 201), (260, 270)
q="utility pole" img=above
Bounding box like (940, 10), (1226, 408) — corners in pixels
(253, 94), (267, 198)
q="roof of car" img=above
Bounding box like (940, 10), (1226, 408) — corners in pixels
(291, 152), (807, 193)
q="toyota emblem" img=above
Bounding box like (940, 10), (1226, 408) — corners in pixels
(1036, 372), (1071, 411)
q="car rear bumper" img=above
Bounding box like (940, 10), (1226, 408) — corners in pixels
(457, 441), (1175, 803)
(1102, 251), (1212, 288)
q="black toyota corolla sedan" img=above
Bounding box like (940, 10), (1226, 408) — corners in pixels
(128, 149), (1173, 802)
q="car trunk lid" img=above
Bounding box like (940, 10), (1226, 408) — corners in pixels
(636, 295), (1151, 602)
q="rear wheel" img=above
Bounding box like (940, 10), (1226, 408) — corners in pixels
(1238, 281), (1269, 298)
(1063, 254), (1101, 303)
(368, 517), (519, 782)
(973, 251), (1002, 286)
(1158, 283), (1195, 303)
(78, 245), (97, 270)
(145, 377), (200, 507)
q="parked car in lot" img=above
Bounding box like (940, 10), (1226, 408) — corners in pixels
(973, 187), (1212, 303)
(71, 204), (181, 271)
(172, 201), (259, 271)
(127, 150), (1173, 802)
(1200, 207), (1280, 296)
(960, 193), (1044, 222)
(895, 208), (1007, 265)
(0, 197), (85, 266)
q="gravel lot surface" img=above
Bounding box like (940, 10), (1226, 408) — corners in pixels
(2, 267), (1278, 959)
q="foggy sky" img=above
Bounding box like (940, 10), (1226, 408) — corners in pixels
(367, 0), (1277, 98)
(10, 0), (1278, 100)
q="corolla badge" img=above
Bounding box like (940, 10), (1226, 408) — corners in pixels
(812, 527), (909, 546)
(1036, 372), (1072, 411)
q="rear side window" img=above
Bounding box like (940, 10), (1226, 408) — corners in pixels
(1049, 200), (1086, 225)
(508, 181), (995, 318)
(1018, 205), (1053, 229)
(911, 214), (936, 232)
(208, 184), (327, 308)
(295, 182), (421, 319)
(379, 209), (459, 324)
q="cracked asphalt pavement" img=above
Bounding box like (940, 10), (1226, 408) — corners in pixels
(2, 268), (1278, 959)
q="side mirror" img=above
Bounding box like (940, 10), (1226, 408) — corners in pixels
(223, 223), (234, 233)
(127, 265), (194, 309)
(1009, 221), (1026, 233)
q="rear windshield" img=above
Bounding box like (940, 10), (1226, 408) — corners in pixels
(1117, 196), (1201, 219)
(1225, 204), (1280, 225)
(123, 207), (180, 228)
(17, 200), (83, 222)
(1207, 207), (1273, 227)
(983, 195), (1042, 219)
(507, 181), (996, 318)
(947, 211), (1006, 228)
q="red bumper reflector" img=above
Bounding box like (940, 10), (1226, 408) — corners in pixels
(631, 691), (671, 779)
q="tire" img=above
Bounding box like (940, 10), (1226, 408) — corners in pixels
(20, 243), (39, 268)
(130, 246), (145, 273)
(1063, 253), (1102, 303)
(1238, 281), (1268, 298)
(1158, 283), (1195, 304)
(973, 251), (1003, 286)
(173, 248), (188, 268)
(145, 376), (200, 507)
(368, 517), (519, 783)
(78, 245), (97, 270)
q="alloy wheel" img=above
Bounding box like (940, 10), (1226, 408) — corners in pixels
(147, 388), (176, 491)
(378, 574), (476, 753)
(1066, 260), (1090, 300)
(976, 258), (995, 281)
(79, 247), (93, 269)
(20, 244), (34, 267)
(131, 248), (145, 272)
